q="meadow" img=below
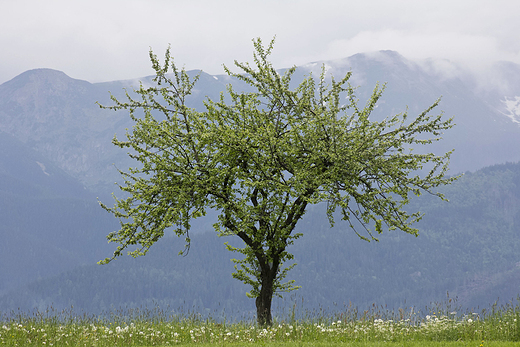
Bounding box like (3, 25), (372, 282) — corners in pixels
(1, 298), (519, 346)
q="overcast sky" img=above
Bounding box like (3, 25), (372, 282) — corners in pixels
(1, 0), (519, 85)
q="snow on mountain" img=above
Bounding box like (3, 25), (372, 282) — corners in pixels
(501, 96), (520, 124)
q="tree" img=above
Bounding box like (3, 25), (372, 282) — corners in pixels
(98, 38), (456, 327)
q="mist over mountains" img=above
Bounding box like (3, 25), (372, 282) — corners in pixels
(1, 51), (520, 316)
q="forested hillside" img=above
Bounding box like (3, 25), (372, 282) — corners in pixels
(0, 133), (116, 295)
(2, 162), (519, 316)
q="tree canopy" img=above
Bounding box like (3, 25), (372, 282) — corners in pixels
(99, 38), (456, 326)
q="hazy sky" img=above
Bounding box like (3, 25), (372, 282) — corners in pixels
(1, 0), (519, 85)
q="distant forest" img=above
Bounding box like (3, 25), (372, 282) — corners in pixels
(2, 161), (520, 317)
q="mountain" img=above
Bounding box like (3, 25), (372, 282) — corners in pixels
(2, 53), (520, 192)
(1, 51), (520, 316)
(297, 51), (520, 173)
(0, 68), (231, 192)
(2, 162), (520, 315)
(0, 131), (119, 295)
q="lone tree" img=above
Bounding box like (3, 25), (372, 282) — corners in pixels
(99, 38), (456, 326)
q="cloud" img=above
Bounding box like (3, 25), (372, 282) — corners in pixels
(1, 0), (519, 85)
(314, 30), (520, 79)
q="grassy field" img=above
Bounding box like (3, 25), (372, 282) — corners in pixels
(1, 300), (519, 346)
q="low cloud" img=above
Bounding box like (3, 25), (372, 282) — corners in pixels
(1, 0), (519, 85)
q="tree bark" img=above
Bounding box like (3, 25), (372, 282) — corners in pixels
(255, 255), (279, 327)
(256, 279), (274, 327)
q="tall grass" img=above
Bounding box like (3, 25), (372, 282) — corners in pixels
(1, 297), (519, 346)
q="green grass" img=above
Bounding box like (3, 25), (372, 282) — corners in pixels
(180, 344), (517, 347)
(1, 300), (520, 346)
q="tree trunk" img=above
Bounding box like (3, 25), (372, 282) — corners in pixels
(256, 281), (274, 327)
(255, 259), (278, 327)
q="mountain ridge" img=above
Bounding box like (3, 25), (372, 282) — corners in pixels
(3, 51), (520, 188)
